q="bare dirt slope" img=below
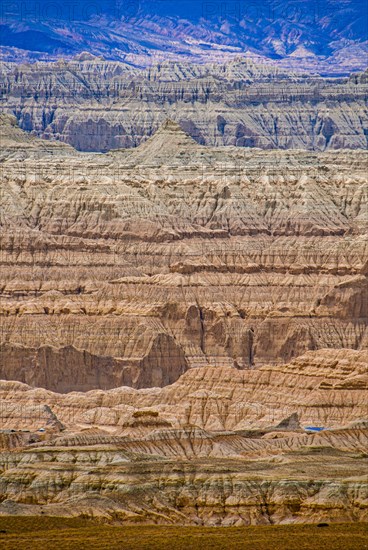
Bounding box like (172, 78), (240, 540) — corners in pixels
(0, 116), (367, 524)
(0, 115), (367, 391)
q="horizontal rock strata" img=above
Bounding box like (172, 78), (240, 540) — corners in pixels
(0, 114), (367, 525)
(0, 115), (367, 391)
(1, 60), (367, 152)
(0, 349), (367, 524)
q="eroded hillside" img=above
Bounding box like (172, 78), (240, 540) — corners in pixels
(1, 115), (367, 391)
(0, 114), (367, 524)
(1, 59), (367, 152)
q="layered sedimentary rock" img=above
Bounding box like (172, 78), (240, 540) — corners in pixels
(1, 348), (366, 432)
(0, 349), (367, 524)
(0, 113), (367, 525)
(1, 115), (367, 391)
(1, 59), (367, 152)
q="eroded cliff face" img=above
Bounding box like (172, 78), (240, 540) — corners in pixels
(2, 348), (366, 432)
(1, 59), (367, 152)
(0, 115), (367, 524)
(0, 349), (367, 524)
(1, 115), (367, 392)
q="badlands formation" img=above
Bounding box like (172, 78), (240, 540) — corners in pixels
(1, 58), (368, 152)
(0, 113), (367, 524)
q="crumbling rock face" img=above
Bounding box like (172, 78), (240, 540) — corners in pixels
(1, 59), (367, 152)
(0, 349), (366, 524)
(1, 348), (366, 432)
(0, 333), (188, 392)
(0, 115), (367, 524)
(0, 115), (367, 391)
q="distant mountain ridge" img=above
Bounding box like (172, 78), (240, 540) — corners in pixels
(1, 57), (367, 152)
(0, 0), (367, 74)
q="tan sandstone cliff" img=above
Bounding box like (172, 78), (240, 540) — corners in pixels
(0, 114), (367, 524)
(0, 115), (367, 391)
(0, 349), (366, 525)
